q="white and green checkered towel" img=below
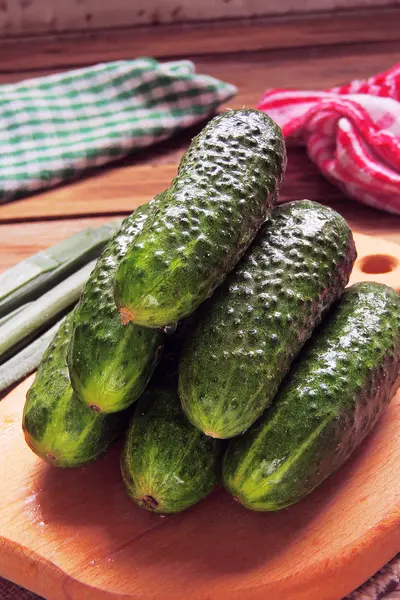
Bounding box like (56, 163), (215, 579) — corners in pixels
(0, 58), (236, 202)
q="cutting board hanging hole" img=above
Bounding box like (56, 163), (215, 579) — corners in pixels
(349, 234), (400, 292)
(358, 254), (399, 275)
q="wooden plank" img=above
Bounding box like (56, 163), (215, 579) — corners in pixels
(0, 0), (397, 37)
(0, 66), (64, 85)
(0, 164), (170, 222)
(3, 37), (400, 90)
(1, 8), (400, 73)
(190, 41), (400, 104)
(1, 38), (400, 234)
(1, 146), (399, 247)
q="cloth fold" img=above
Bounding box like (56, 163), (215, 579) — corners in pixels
(258, 64), (400, 215)
(0, 58), (236, 202)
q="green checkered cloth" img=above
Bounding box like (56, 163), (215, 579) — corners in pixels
(0, 58), (236, 202)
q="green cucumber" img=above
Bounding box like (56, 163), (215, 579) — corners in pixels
(23, 312), (126, 468)
(121, 379), (221, 513)
(179, 200), (356, 438)
(68, 199), (164, 413)
(114, 109), (286, 328)
(223, 282), (400, 511)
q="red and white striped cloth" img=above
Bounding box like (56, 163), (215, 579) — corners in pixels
(257, 63), (400, 215)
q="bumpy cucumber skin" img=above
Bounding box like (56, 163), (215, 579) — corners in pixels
(121, 382), (221, 514)
(179, 200), (356, 439)
(114, 109), (286, 328)
(23, 313), (125, 468)
(223, 282), (400, 511)
(68, 199), (164, 413)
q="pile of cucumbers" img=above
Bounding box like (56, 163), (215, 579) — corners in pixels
(23, 109), (400, 514)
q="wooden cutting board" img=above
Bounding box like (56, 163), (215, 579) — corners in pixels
(0, 232), (399, 600)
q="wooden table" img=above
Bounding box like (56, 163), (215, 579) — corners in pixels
(0, 9), (399, 599)
(1, 9), (400, 274)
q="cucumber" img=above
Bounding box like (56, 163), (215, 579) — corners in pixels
(114, 109), (286, 328)
(223, 282), (400, 511)
(121, 379), (221, 514)
(23, 312), (126, 468)
(68, 199), (164, 413)
(179, 200), (356, 438)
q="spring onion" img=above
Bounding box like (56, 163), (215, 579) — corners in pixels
(0, 259), (96, 362)
(0, 220), (122, 318)
(0, 318), (64, 395)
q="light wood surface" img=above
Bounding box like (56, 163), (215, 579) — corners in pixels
(350, 234), (400, 292)
(0, 233), (399, 600)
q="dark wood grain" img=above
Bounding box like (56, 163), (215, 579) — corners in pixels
(2, 39), (400, 92)
(1, 7), (399, 73)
